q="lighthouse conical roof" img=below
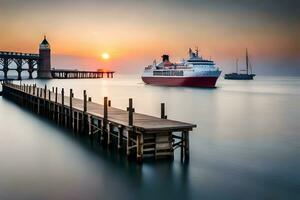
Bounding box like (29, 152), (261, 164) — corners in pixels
(40, 36), (50, 49)
(41, 37), (49, 45)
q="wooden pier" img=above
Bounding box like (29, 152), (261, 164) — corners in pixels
(1, 82), (195, 162)
(51, 69), (114, 79)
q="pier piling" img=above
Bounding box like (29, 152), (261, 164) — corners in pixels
(161, 103), (167, 119)
(103, 97), (108, 143)
(127, 98), (134, 126)
(61, 88), (64, 125)
(69, 89), (73, 128)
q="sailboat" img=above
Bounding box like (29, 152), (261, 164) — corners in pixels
(224, 49), (256, 80)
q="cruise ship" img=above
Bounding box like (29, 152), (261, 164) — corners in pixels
(142, 48), (221, 87)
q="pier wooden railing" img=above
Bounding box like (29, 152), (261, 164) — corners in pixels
(1, 82), (196, 162)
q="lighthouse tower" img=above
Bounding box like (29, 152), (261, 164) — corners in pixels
(37, 36), (52, 79)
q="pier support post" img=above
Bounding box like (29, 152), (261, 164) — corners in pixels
(97, 119), (102, 144)
(3, 58), (8, 80)
(37, 88), (40, 114)
(33, 85), (35, 95)
(74, 112), (79, 133)
(61, 88), (64, 125)
(55, 87), (58, 102)
(16, 59), (22, 80)
(69, 89), (73, 128)
(181, 132), (184, 162)
(103, 97), (108, 144)
(78, 113), (83, 134)
(40, 87), (43, 98)
(83, 90), (87, 133)
(107, 123), (111, 146)
(180, 131), (190, 163)
(127, 131), (130, 156)
(48, 90), (51, 118)
(126, 98), (135, 157)
(83, 90), (87, 112)
(44, 85), (47, 98)
(28, 60), (34, 79)
(118, 126), (123, 150)
(54, 87), (58, 121)
(161, 103), (167, 119)
(44, 85), (47, 115)
(89, 115), (94, 145)
(136, 134), (143, 162)
(184, 131), (190, 162)
(127, 98), (134, 126)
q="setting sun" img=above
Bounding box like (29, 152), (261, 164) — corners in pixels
(101, 52), (110, 60)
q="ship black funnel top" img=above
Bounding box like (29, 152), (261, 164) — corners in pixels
(162, 55), (169, 62)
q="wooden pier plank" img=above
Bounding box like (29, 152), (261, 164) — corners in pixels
(68, 95), (195, 132)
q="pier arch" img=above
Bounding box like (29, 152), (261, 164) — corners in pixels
(7, 70), (17, 79)
(0, 71), (4, 79)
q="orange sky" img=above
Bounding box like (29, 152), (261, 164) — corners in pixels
(0, 0), (299, 73)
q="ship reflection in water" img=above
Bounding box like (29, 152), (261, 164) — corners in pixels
(0, 75), (299, 199)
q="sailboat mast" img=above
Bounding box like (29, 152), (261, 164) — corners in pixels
(246, 48), (249, 75)
(236, 59), (239, 73)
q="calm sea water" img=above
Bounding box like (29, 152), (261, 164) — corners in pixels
(0, 75), (299, 199)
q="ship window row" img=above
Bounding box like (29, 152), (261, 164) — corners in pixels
(153, 70), (184, 76)
(192, 65), (214, 67)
